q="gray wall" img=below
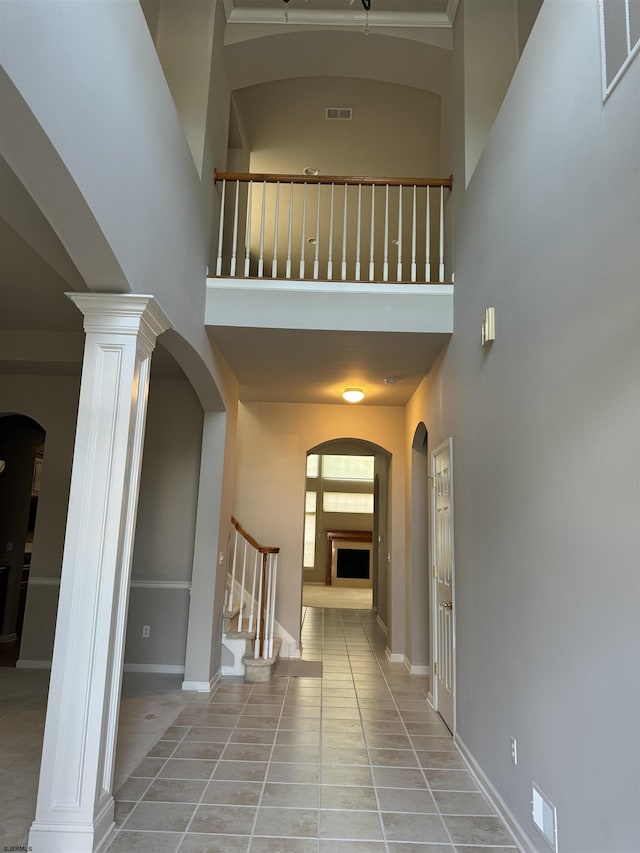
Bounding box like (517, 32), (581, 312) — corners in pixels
(6, 373), (205, 671)
(407, 2), (640, 850)
(124, 378), (204, 670)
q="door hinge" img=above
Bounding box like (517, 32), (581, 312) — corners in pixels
(434, 661), (438, 676)
(433, 566), (438, 578)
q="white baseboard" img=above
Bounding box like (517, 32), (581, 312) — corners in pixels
(403, 657), (431, 675)
(385, 647), (404, 663)
(0, 633), (18, 643)
(455, 734), (535, 853)
(123, 663), (185, 675)
(16, 658), (51, 669)
(182, 671), (220, 692)
(376, 614), (387, 634)
(275, 619), (300, 658)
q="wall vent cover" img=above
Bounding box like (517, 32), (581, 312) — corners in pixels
(326, 107), (352, 121)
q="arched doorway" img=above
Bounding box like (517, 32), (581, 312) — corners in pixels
(408, 422), (430, 674)
(302, 438), (390, 624)
(0, 414), (46, 666)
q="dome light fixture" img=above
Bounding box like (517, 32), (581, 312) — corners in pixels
(342, 388), (365, 403)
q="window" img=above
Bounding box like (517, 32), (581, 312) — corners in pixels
(600, 0), (640, 98)
(323, 492), (374, 514)
(306, 454), (320, 477)
(321, 455), (374, 481)
(303, 491), (317, 568)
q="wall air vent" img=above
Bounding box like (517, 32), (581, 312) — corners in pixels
(326, 107), (352, 121)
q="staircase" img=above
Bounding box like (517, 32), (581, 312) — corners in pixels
(221, 517), (281, 682)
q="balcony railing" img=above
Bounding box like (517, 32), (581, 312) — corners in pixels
(214, 170), (452, 285)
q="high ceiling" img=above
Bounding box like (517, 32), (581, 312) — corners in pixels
(2, 0), (453, 404)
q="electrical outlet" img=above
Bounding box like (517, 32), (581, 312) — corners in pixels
(142, 625), (151, 638)
(510, 736), (517, 765)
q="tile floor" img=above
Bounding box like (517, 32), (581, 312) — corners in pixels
(108, 608), (519, 852)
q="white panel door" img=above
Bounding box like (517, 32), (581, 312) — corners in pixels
(432, 438), (455, 733)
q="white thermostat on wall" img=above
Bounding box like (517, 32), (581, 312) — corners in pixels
(482, 307), (495, 347)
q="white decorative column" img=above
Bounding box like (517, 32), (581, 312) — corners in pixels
(29, 294), (171, 853)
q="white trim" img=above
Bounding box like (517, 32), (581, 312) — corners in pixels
(376, 614), (387, 634)
(16, 659), (52, 669)
(455, 734), (536, 853)
(28, 578), (192, 590)
(431, 436), (456, 735)
(208, 277), (453, 298)
(123, 663), (185, 675)
(182, 671), (221, 693)
(275, 618), (300, 659)
(223, 6), (455, 29)
(385, 647), (403, 663)
(403, 657), (431, 676)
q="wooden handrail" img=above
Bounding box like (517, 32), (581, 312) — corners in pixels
(231, 515), (280, 554)
(215, 169), (453, 190)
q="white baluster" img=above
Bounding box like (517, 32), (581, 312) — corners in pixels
(355, 184), (362, 282)
(244, 180), (253, 277)
(254, 553), (264, 659)
(215, 179), (226, 276)
(411, 185), (417, 283)
(272, 181), (280, 278)
(228, 527), (238, 614)
(299, 183), (307, 279)
(258, 182), (266, 279)
(369, 185), (376, 282)
(261, 553), (272, 660)
(341, 183), (348, 281)
(327, 183), (335, 280)
(383, 184), (389, 283)
(268, 553), (278, 659)
(425, 185), (431, 283)
(439, 185), (445, 282)
(286, 181), (294, 279)
(239, 537), (247, 631)
(313, 183), (321, 280)
(230, 179), (240, 277)
(396, 184), (403, 282)
(248, 549), (258, 634)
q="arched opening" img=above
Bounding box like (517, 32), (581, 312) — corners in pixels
(302, 438), (390, 623)
(408, 421), (430, 673)
(0, 414), (46, 666)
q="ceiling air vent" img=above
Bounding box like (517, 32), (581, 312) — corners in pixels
(326, 107), (352, 121)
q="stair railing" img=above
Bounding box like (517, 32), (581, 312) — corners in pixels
(213, 170), (453, 285)
(226, 516), (280, 660)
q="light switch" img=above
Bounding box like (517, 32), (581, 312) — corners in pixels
(482, 307), (495, 346)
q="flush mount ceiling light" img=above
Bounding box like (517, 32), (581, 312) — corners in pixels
(303, 166), (320, 176)
(343, 388), (365, 403)
(383, 377), (398, 385)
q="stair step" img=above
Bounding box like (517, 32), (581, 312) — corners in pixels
(224, 612), (256, 640)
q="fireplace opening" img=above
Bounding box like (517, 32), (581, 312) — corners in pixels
(336, 547), (370, 580)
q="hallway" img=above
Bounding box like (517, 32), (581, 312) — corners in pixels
(107, 608), (518, 852)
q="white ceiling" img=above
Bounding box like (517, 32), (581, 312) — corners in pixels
(210, 326), (449, 405)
